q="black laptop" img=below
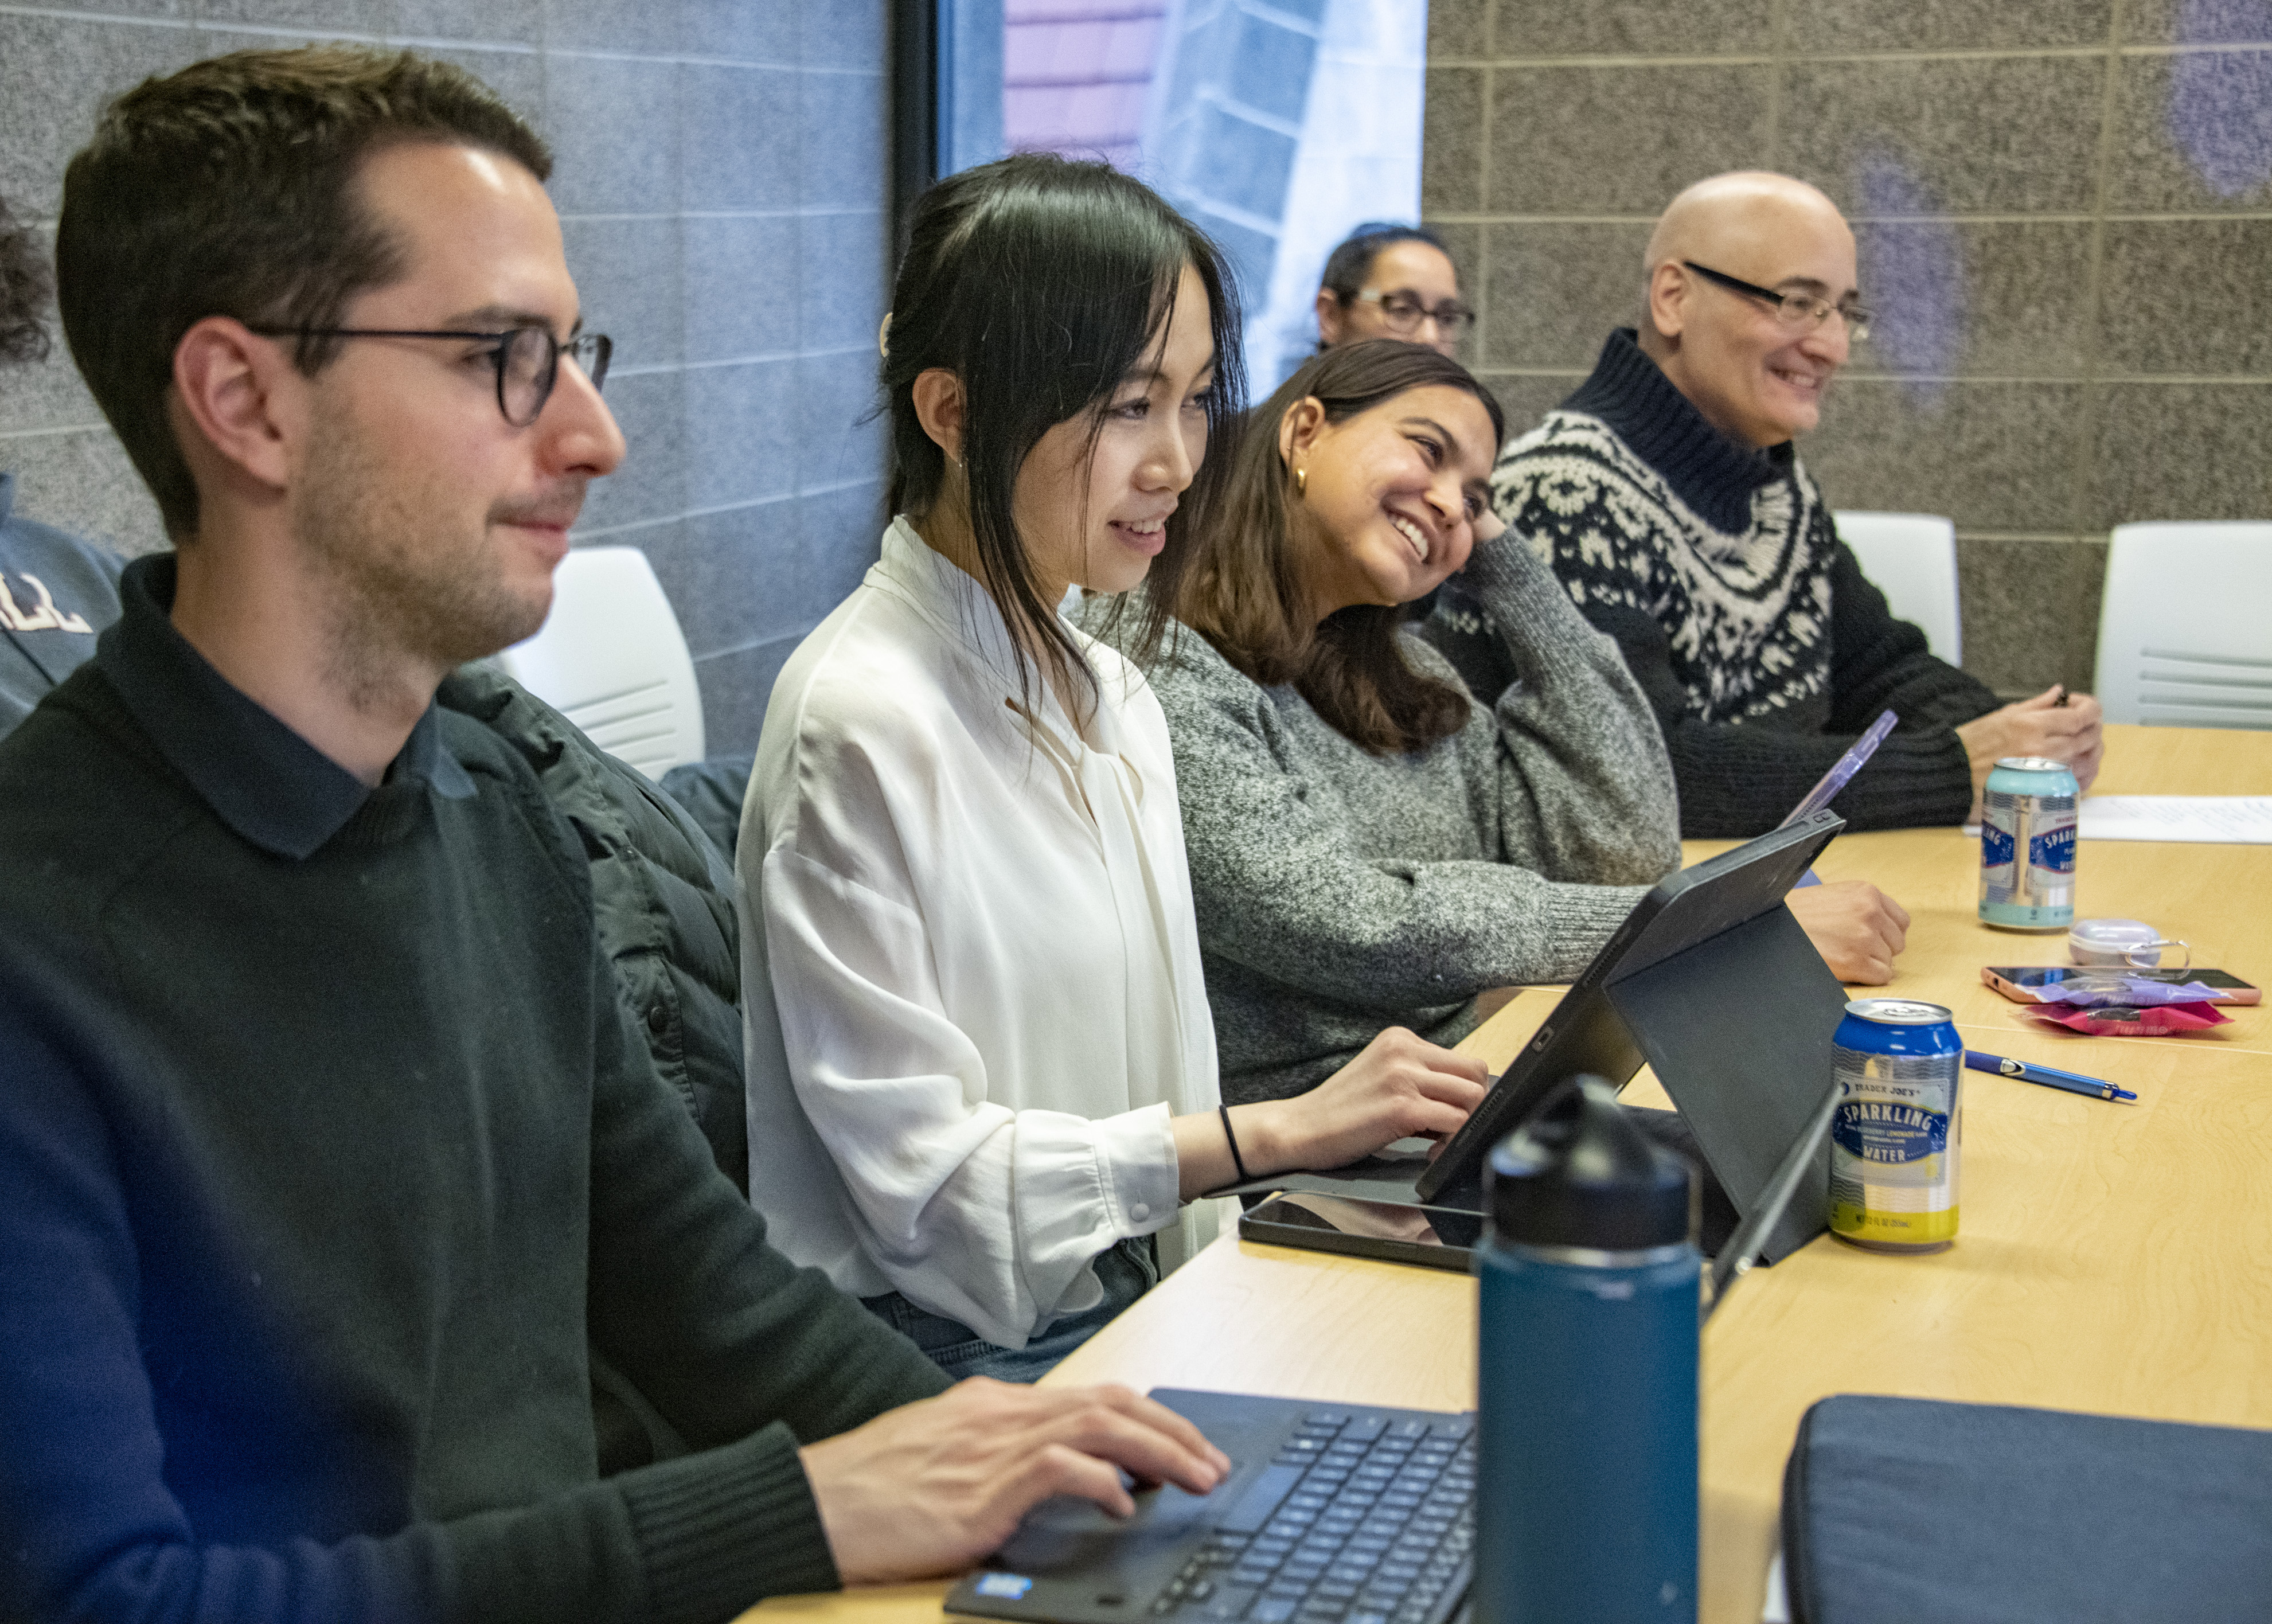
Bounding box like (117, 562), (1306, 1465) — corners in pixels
(943, 1071), (1844, 1624)
(1225, 811), (1852, 1269)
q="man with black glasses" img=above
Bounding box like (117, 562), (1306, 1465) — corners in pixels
(0, 46), (1230, 1624)
(1430, 172), (2099, 865)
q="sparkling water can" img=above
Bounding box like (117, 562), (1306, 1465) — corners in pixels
(1829, 999), (1962, 1254)
(1979, 755), (2079, 931)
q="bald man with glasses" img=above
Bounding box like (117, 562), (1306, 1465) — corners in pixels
(1427, 173), (2099, 978)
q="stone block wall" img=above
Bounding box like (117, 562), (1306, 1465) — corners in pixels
(0, 0), (892, 753)
(1423, 0), (2272, 697)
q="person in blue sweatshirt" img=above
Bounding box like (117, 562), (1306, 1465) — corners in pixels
(0, 188), (124, 735)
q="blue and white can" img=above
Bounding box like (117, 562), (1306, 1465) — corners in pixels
(1980, 756), (2078, 931)
(1830, 999), (1962, 1254)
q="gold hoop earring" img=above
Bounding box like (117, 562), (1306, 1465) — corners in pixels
(1294, 465), (1307, 495)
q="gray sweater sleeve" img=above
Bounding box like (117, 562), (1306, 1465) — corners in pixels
(1458, 532), (1684, 887)
(1154, 545), (1682, 1014)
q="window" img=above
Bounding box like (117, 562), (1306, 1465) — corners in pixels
(924, 0), (1429, 390)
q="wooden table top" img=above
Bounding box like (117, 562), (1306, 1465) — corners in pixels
(753, 723), (2272, 1624)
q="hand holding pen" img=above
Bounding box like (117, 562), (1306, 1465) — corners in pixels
(1957, 685), (2105, 804)
(1965, 1050), (2137, 1103)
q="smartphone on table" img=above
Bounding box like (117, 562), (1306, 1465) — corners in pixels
(1981, 966), (2260, 1006)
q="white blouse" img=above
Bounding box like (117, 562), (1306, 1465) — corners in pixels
(738, 518), (1221, 1349)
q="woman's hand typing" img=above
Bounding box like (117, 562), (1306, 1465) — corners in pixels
(1173, 1028), (1488, 1199)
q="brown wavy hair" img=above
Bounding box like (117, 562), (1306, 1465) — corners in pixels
(1167, 339), (1504, 756)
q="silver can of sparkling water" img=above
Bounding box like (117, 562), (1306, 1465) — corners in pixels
(1979, 756), (2079, 932)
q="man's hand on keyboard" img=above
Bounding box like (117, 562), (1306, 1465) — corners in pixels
(802, 1379), (1233, 1583)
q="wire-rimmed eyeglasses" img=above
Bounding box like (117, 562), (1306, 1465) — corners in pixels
(247, 325), (613, 426)
(1681, 261), (1872, 343)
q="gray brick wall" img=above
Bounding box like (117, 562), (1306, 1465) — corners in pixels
(0, 0), (891, 754)
(1424, 0), (2272, 699)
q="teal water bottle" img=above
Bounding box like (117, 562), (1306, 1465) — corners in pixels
(1474, 1076), (1700, 1623)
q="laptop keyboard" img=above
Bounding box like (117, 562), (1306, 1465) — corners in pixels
(1147, 1410), (1475, 1624)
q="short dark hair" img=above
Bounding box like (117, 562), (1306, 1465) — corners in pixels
(884, 152), (1244, 717)
(1172, 339), (1505, 757)
(0, 192), (53, 367)
(1318, 221), (1450, 303)
(57, 46), (552, 542)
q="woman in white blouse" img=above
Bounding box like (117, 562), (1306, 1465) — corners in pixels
(737, 155), (1490, 1381)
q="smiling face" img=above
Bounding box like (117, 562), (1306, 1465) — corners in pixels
(1642, 175), (1858, 448)
(1013, 261), (1217, 601)
(1281, 382), (1499, 618)
(288, 140), (623, 670)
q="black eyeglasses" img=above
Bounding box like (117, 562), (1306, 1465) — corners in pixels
(246, 325), (612, 426)
(1681, 261), (1872, 342)
(1352, 288), (1476, 338)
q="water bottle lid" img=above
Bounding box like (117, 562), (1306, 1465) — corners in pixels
(1485, 1076), (1696, 1251)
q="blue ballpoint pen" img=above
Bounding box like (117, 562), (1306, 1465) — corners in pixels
(1964, 1049), (2138, 1103)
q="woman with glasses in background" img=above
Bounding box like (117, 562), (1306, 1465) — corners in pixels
(737, 157), (1489, 1384)
(1313, 222), (1473, 358)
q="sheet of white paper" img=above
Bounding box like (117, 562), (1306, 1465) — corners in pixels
(1763, 1549), (1791, 1623)
(2076, 795), (2272, 844)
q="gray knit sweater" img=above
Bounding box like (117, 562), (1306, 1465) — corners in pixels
(1100, 534), (1682, 1104)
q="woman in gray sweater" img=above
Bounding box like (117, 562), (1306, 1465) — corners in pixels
(1102, 340), (1685, 1104)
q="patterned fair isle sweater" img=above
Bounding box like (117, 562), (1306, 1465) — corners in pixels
(1427, 329), (2002, 838)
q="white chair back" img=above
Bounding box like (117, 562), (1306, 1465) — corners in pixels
(496, 545), (705, 779)
(2095, 522), (2272, 728)
(1833, 511), (1962, 666)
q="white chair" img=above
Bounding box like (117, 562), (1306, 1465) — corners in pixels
(496, 545), (705, 779)
(1833, 511), (1962, 666)
(2095, 522), (2272, 729)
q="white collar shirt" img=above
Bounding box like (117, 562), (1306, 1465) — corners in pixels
(738, 518), (1220, 1348)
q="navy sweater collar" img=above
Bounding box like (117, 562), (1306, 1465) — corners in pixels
(1561, 329), (1793, 534)
(96, 553), (473, 860)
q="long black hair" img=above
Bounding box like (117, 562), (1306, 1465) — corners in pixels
(1174, 339), (1505, 756)
(883, 153), (1243, 716)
